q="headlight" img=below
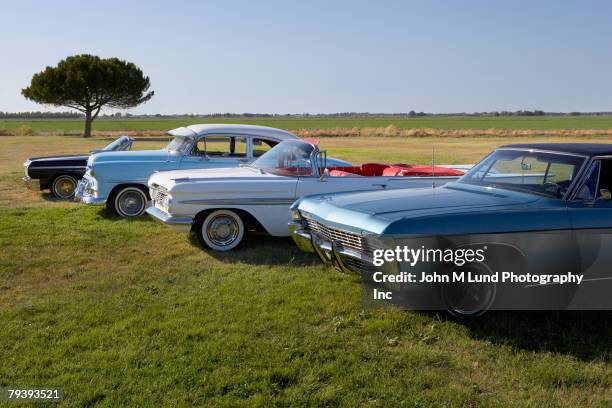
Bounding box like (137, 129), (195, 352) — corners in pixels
(84, 179), (97, 195)
(290, 208), (302, 221)
(161, 195), (171, 210)
(86, 165), (94, 177)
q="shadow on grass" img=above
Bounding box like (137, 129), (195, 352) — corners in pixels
(40, 191), (80, 203)
(96, 206), (158, 224)
(188, 231), (319, 267)
(448, 311), (612, 362)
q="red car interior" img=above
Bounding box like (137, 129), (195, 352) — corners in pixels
(327, 163), (464, 177)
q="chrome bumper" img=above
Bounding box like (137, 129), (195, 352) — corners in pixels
(288, 221), (315, 253)
(289, 221), (372, 274)
(74, 178), (106, 205)
(23, 176), (40, 191)
(146, 205), (193, 232)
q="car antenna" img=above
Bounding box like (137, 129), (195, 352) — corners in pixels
(431, 144), (436, 189)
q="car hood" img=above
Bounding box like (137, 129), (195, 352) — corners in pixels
(28, 154), (89, 162)
(148, 166), (285, 189)
(298, 182), (544, 234)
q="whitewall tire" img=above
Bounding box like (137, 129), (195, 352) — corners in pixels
(197, 209), (245, 251)
(113, 186), (148, 218)
(51, 175), (78, 200)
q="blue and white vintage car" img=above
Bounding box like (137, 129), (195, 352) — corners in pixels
(75, 124), (326, 217)
(290, 144), (612, 315)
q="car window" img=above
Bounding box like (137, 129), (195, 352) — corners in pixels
(574, 160), (612, 201)
(575, 161), (600, 201)
(252, 138), (277, 157)
(192, 136), (247, 157)
(596, 160), (612, 199)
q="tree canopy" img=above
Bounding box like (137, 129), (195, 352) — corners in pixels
(22, 54), (154, 137)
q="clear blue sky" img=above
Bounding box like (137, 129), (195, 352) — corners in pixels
(1, 0), (611, 114)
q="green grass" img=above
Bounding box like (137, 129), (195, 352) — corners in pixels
(0, 135), (611, 406)
(3, 115), (612, 133)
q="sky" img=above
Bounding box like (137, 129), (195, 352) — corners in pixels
(1, 0), (611, 114)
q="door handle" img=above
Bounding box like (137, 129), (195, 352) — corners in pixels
(372, 183), (387, 189)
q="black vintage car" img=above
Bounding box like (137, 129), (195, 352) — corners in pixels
(23, 136), (134, 200)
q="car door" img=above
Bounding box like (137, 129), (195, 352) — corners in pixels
(567, 158), (612, 291)
(179, 135), (249, 170)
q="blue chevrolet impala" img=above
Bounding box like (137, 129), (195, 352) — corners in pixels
(74, 124), (351, 218)
(290, 144), (612, 315)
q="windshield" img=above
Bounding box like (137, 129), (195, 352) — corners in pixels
(102, 136), (132, 151)
(166, 136), (192, 153)
(459, 149), (586, 198)
(251, 140), (315, 176)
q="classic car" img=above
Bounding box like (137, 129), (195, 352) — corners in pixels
(290, 143), (612, 315)
(75, 124), (309, 218)
(23, 135), (133, 200)
(146, 138), (468, 251)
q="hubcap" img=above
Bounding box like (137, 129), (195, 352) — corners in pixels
(118, 190), (145, 216)
(446, 280), (494, 315)
(206, 215), (239, 246)
(54, 177), (76, 198)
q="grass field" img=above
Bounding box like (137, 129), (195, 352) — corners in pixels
(1, 135), (611, 406)
(3, 115), (612, 134)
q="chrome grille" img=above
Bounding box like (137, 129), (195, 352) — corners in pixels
(151, 185), (168, 203)
(150, 184), (169, 211)
(303, 217), (364, 253)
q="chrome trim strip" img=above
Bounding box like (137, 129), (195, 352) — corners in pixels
(496, 147), (589, 159)
(180, 198), (295, 205)
(27, 156), (88, 162)
(28, 166), (87, 170)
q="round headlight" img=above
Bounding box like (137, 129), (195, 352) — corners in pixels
(161, 195), (171, 209)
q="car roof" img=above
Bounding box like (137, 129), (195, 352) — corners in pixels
(500, 143), (612, 157)
(167, 124), (297, 141)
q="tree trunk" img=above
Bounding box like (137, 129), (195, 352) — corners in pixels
(83, 110), (92, 138)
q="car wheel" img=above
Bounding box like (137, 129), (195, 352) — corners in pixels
(441, 263), (496, 317)
(51, 175), (78, 200)
(113, 186), (148, 218)
(196, 209), (245, 251)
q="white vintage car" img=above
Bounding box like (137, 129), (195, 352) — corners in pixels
(146, 139), (470, 251)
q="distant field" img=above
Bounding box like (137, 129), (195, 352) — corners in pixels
(2, 115), (612, 133)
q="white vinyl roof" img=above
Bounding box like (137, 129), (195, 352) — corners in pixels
(167, 124), (297, 141)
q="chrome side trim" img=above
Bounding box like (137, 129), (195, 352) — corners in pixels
(180, 198), (295, 205)
(496, 147), (589, 159)
(28, 166), (87, 170)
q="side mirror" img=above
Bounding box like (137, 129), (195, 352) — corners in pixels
(320, 168), (329, 181)
(600, 189), (612, 201)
